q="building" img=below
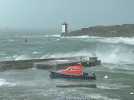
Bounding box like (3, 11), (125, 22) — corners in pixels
(62, 22), (68, 33)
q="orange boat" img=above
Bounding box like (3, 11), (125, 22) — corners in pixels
(49, 64), (96, 80)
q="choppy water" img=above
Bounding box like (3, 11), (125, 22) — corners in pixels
(0, 33), (134, 100)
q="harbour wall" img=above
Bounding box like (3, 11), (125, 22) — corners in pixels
(0, 56), (100, 71)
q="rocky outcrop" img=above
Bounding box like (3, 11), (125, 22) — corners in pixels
(62, 24), (134, 37)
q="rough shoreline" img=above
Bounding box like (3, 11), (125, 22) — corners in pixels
(62, 24), (134, 37)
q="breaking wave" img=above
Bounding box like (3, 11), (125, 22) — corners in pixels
(1, 35), (134, 64)
(96, 49), (134, 64)
(40, 47), (134, 64)
(2, 47), (134, 64)
(63, 35), (134, 45)
(40, 50), (93, 59)
(5, 54), (33, 61)
(14, 55), (31, 60)
(69, 36), (134, 45)
(97, 37), (134, 45)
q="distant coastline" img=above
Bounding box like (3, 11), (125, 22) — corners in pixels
(61, 24), (134, 37)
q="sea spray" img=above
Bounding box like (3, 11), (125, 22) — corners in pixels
(0, 79), (16, 87)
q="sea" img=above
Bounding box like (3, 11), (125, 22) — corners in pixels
(0, 32), (134, 100)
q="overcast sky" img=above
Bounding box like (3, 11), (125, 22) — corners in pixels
(0, 0), (134, 31)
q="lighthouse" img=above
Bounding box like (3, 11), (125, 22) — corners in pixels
(62, 22), (68, 34)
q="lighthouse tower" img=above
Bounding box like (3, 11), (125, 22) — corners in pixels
(62, 22), (68, 34)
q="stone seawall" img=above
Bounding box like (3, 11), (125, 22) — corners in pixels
(0, 56), (101, 71)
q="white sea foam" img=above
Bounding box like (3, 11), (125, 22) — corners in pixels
(95, 45), (134, 64)
(82, 36), (134, 45)
(62, 35), (89, 39)
(104, 37), (134, 45)
(32, 51), (40, 54)
(0, 79), (16, 87)
(66, 35), (134, 45)
(13, 55), (31, 60)
(130, 92), (134, 95)
(44, 34), (61, 38)
(97, 83), (131, 90)
(2, 55), (31, 61)
(57, 94), (119, 100)
(40, 47), (134, 64)
(87, 94), (120, 100)
(40, 50), (93, 59)
(56, 38), (60, 41)
(51, 34), (61, 37)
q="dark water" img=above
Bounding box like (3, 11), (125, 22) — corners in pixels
(0, 33), (134, 100)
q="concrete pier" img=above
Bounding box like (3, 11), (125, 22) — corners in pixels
(0, 56), (101, 71)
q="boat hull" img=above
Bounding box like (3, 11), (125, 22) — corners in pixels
(49, 71), (96, 80)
